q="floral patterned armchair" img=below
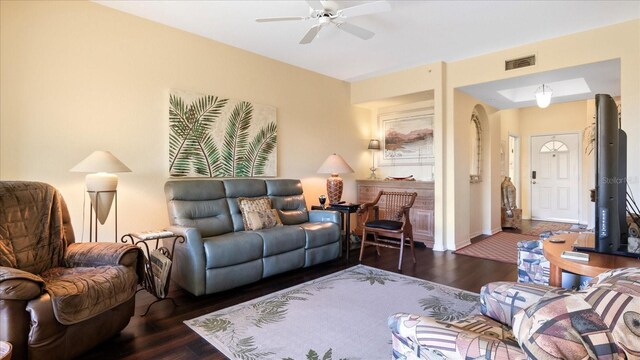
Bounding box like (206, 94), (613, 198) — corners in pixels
(518, 236), (593, 289)
(389, 267), (640, 359)
(517, 239), (549, 285)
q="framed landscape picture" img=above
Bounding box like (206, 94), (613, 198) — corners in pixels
(379, 108), (434, 166)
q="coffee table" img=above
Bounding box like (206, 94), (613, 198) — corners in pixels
(543, 233), (640, 287)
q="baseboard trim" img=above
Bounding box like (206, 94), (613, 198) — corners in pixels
(469, 230), (483, 239)
(455, 240), (472, 251)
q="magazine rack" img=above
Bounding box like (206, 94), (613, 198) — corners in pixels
(120, 232), (185, 316)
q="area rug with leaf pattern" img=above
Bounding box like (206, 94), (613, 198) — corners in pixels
(185, 265), (480, 360)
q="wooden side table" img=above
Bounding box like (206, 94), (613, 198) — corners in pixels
(311, 203), (360, 259)
(543, 233), (640, 287)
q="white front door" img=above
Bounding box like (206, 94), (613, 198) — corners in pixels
(530, 133), (580, 222)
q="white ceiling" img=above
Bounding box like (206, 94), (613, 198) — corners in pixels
(459, 59), (621, 109)
(95, 1), (639, 83)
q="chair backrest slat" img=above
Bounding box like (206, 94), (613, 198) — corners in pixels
(376, 191), (417, 221)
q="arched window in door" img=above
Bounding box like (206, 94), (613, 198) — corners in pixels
(470, 112), (482, 183)
(539, 140), (568, 153)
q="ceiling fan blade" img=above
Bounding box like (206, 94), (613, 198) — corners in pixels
(299, 24), (323, 44)
(338, 1), (391, 18)
(256, 16), (307, 23)
(335, 22), (375, 40)
(306, 0), (324, 11)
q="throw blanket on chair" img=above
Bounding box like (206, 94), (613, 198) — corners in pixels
(0, 181), (143, 325)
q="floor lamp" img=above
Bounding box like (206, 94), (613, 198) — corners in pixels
(71, 150), (131, 242)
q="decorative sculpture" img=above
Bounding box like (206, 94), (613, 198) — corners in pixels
(501, 177), (517, 215)
(501, 176), (521, 228)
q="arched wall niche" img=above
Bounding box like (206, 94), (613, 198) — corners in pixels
(468, 104), (494, 237)
(469, 110), (482, 183)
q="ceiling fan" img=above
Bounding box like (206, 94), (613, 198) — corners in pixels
(256, 0), (391, 44)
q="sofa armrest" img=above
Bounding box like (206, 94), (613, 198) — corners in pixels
(65, 242), (141, 268)
(389, 312), (524, 359)
(0, 266), (45, 300)
(517, 239), (550, 285)
(308, 210), (341, 225)
(512, 292), (607, 359)
(480, 281), (569, 327)
(165, 225), (207, 296)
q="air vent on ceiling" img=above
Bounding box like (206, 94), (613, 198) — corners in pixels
(505, 55), (536, 71)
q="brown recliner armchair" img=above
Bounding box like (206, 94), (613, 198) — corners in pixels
(0, 181), (143, 359)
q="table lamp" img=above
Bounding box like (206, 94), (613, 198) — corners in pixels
(70, 151), (131, 238)
(317, 153), (354, 204)
(367, 139), (381, 179)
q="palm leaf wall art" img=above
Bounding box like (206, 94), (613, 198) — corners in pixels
(169, 90), (277, 177)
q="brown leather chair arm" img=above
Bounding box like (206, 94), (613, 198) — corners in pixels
(65, 242), (140, 267)
(0, 267), (45, 300)
(65, 243), (145, 284)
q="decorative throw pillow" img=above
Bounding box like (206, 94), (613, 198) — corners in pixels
(244, 209), (282, 231)
(238, 197), (281, 230)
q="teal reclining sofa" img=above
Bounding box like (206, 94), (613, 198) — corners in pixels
(164, 179), (341, 296)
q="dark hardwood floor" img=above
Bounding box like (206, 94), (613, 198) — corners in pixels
(79, 232), (524, 360)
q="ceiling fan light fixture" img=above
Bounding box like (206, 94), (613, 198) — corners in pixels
(535, 84), (553, 108)
(256, 0), (390, 44)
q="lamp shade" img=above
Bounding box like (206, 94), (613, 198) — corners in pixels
(71, 151), (131, 225)
(535, 84), (553, 108)
(70, 150), (132, 173)
(317, 154), (354, 175)
(368, 139), (381, 150)
(317, 154), (353, 205)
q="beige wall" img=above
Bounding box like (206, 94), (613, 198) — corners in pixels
(451, 91), (500, 249)
(0, 1), (369, 241)
(445, 19), (639, 250)
(354, 20), (639, 251)
(3, 2), (638, 251)
(351, 62), (447, 250)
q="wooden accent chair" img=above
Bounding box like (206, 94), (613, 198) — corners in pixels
(358, 191), (417, 270)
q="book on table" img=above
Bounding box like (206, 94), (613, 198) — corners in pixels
(149, 250), (172, 298)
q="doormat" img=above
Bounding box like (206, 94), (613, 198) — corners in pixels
(520, 221), (575, 236)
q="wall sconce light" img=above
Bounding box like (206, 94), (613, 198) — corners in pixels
(535, 84), (553, 108)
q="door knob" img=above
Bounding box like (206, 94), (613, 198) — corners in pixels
(532, 181), (536, 184)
